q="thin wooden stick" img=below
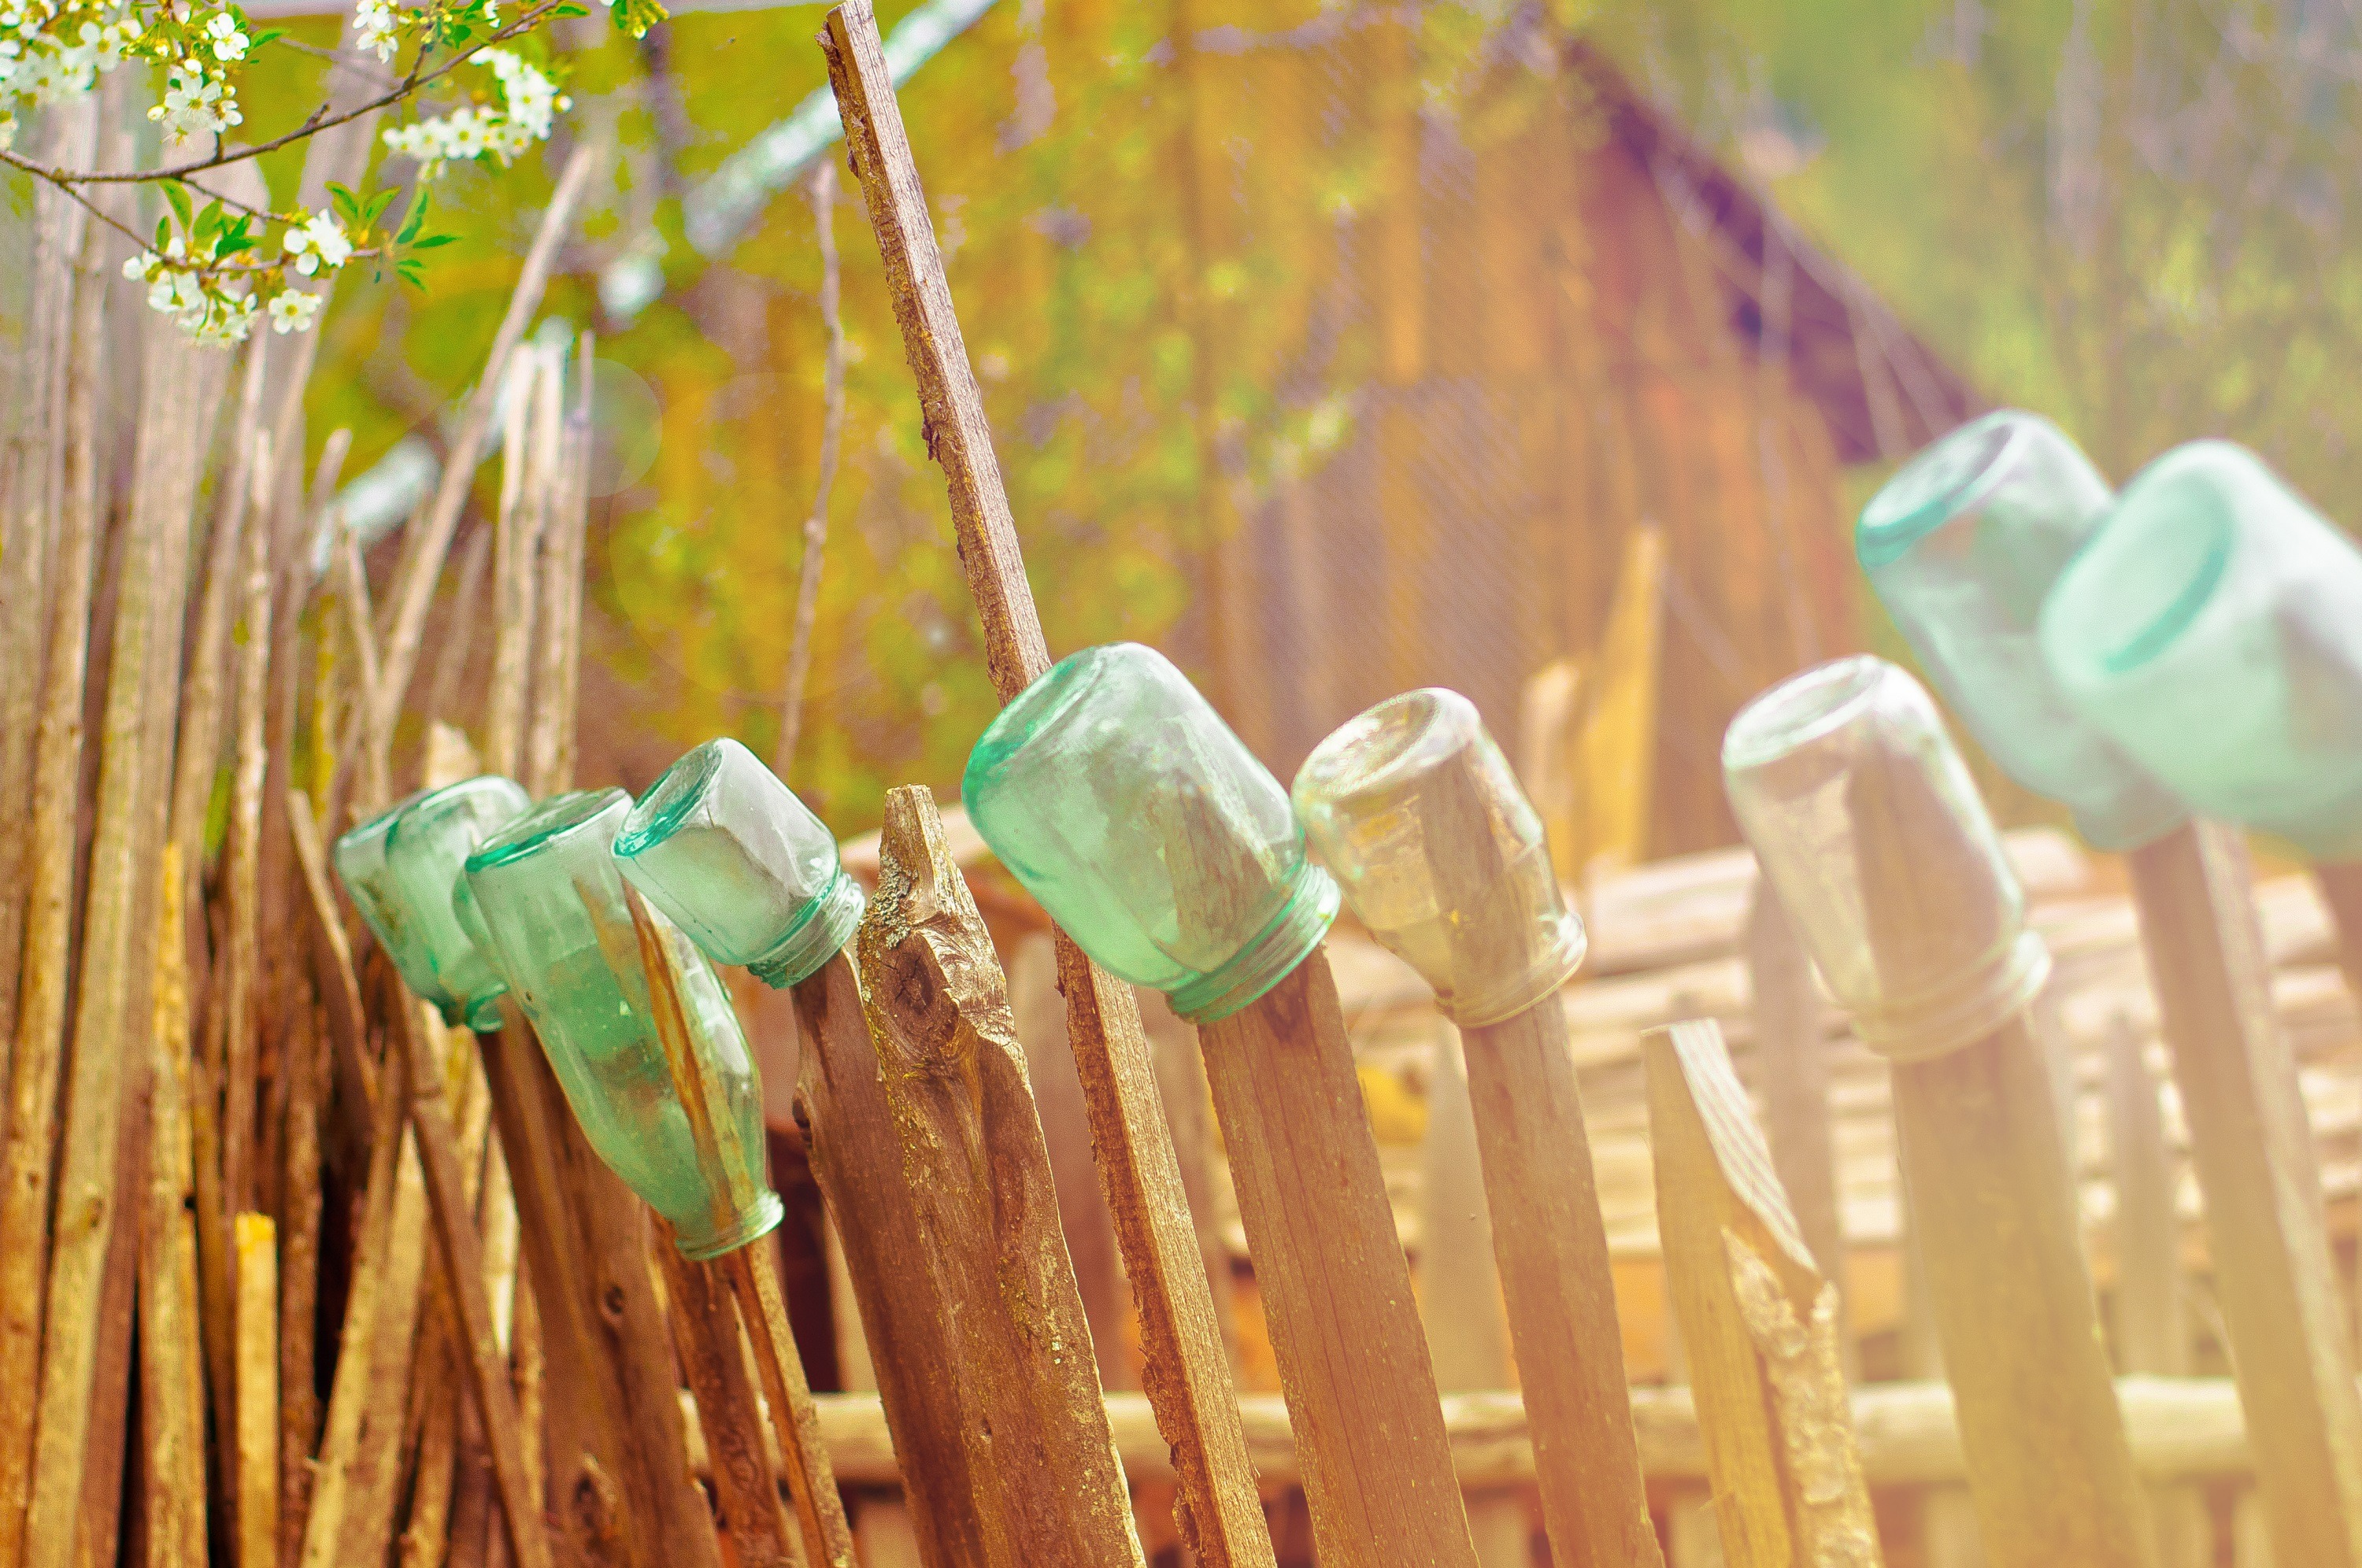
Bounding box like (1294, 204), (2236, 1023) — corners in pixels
(222, 414), (279, 1222)
(283, 791), (382, 1122)
(2124, 823), (2362, 1565)
(236, 1214), (281, 1568)
(142, 844), (209, 1568)
(854, 786), (1146, 1566)
(368, 142), (599, 757)
(525, 338), (590, 798)
(820, 10), (1272, 1561)
(627, 889), (854, 1566)
(1644, 1019), (1879, 1566)
(654, 1234), (794, 1566)
(390, 1002), (555, 1568)
(776, 158), (845, 782)
(2315, 861), (2362, 1005)
(2, 207), (107, 1496)
(720, 1243), (857, 1568)
(789, 952), (993, 1568)
(278, 1000), (327, 1566)
(15, 316), (215, 1568)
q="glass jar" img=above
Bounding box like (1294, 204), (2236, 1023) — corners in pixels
(379, 775), (531, 1030)
(464, 788), (782, 1259)
(1293, 688), (1586, 1025)
(2041, 440), (2362, 859)
(613, 738), (865, 988)
(1723, 656), (2049, 1060)
(961, 642), (1338, 1023)
(1857, 409), (2183, 850)
(335, 778), (528, 1030)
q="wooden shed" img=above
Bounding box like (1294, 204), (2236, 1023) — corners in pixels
(1177, 34), (1979, 859)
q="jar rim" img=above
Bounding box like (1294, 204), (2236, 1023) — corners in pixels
(1857, 410), (2031, 567)
(1723, 654), (1892, 771)
(466, 786), (630, 875)
(1294, 687), (1480, 809)
(615, 739), (733, 860)
(384, 774), (528, 852)
(2086, 446), (2238, 677)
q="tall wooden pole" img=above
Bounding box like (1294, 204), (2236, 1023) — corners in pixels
(820, 9), (1274, 1563)
(2123, 824), (2362, 1566)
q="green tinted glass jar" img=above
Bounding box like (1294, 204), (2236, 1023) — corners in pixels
(464, 789), (782, 1258)
(962, 642), (1339, 1023)
(1294, 689), (1586, 1025)
(379, 775), (531, 1030)
(612, 738), (864, 988)
(2041, 440), (2362, 858)
(332, 789), (424, 958)
(1857, 409), (2183, 850)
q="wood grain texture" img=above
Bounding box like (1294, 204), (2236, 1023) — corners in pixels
(1890, 1017), (2155, 1568)
(235, 1215), (280, 1568)
(1644, 1019), (1878, 1568)
(820, 9), (1272, 1562)
(1197, 953), (1478, 1568)
(856, 786), (1146, 1568)
(656, 1237), (793, 1566)
(1412, 724), (1660, 1568)
(140, 845), (208, 1568)
(2125, 823), (2362, 1567)
(791, 952), (991, 1568)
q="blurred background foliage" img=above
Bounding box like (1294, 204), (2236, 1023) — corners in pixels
(223, 0), (2362, 830)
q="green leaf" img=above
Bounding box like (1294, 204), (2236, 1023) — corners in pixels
(395, 187), (431, 244)
(250, 27), (286, 47)
(397, 259), (427, 291)
(363, 187), (398, 226)
(154, 216), (170, 251)
(408, 232), (457, 250)
(163, 182), (193, 231)
(550, 3), (587, 15)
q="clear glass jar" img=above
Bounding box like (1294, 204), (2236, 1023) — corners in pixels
(1293, 688), (1585, 1025)
(1857, 409), (2183, 850)
(338, 776), (528, 1030)
(2042, 440), (2362, 859)
(612, 738), (865, 988)
(1723, 656), (2050, 1060)
(464, 788), (782, 1259)
(961, 642), (1338, 1023)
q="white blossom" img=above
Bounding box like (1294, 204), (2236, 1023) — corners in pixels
(268, 287), (321, 335)
(354, 0), (398, 62)
(383, 48), (568, 178)
(282, 209), (350, 274)
(203, 10), (242, 60)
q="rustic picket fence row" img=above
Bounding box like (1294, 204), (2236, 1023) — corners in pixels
(3, 4), (2354, 1567)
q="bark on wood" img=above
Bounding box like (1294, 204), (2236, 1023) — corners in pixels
(2124, 823), (2362, 1566)
(854, 785), (1146, 1568)
(222, 431), (278, 1219)
(790, 952), (992, 1568)
(236, 1215), (281, 1568)
(820, 7), (1269, 1561)
(720, 1242), (856, 1567)
(278, 1003), (326, 1567)
(2314, 860), (2362, 1008)
(1196, 955), (1479, 1568)
(1644, 1019), (1879, 1567)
